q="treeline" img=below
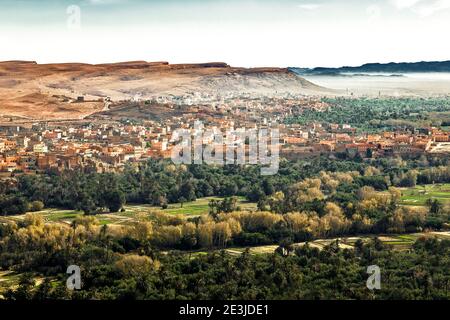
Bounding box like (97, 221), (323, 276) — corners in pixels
(0, 182), (448, 257)
(119, 172), (449, 248)
(2, 221), (449, 300)
(286, 97), (450, 129)
(1, 158), (366, 215)
(0, 159), (449, 247)
(0, 195), (44, 216)
(1, 204), (449, 300)
(1, 156), (449, 217)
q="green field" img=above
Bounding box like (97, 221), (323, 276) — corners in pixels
(400, 184), (450, 206)
(0, 271), (56, 298)
(3, 197), (257, 226)
(225, 231), (450, 256)
(123, 196), (256, 217)
(0, 271), (21, 295)
(41, 210), (82, 222)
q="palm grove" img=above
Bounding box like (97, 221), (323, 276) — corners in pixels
(1, 154), (450, 299)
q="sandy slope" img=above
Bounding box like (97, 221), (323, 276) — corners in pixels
(0, 61), (331, 120)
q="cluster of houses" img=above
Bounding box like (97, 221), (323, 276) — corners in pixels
(280, 123), (449, 159)
(1, 93), (449, 175)
(0, 115), (449, 176)
(0, 123), (172, 175)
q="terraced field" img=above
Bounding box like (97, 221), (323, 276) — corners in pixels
(1, 197), (257, 226)
(146, 196), (256, 216)
(0, 271), (55, 299)
(224, 232), (450, 256)
(400, 184), (450, 206)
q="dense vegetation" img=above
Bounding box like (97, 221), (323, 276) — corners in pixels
(1, 144), (450, 300)
(286, 98), (450, 131)
(2, 156), (449, 215)
(1, 157), (450, 250)
(2, 221), (449, 300)
(2, 157), (366, 215)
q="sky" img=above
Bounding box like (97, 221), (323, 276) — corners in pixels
(1, 0), (450, 67)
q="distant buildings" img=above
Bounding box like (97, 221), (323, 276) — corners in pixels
(0, 94), (449, 176)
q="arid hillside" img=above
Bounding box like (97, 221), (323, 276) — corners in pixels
(0, 61), (330, 120)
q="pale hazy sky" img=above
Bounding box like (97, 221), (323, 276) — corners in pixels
(1, 0), (450, 67)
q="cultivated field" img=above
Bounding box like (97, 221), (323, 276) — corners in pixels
(400, 183), (450, 206)
(225, 231), (450, 256)
(2, 196), (257, 226)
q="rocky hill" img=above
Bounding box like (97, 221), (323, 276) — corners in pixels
(0, 61), (330, 120)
